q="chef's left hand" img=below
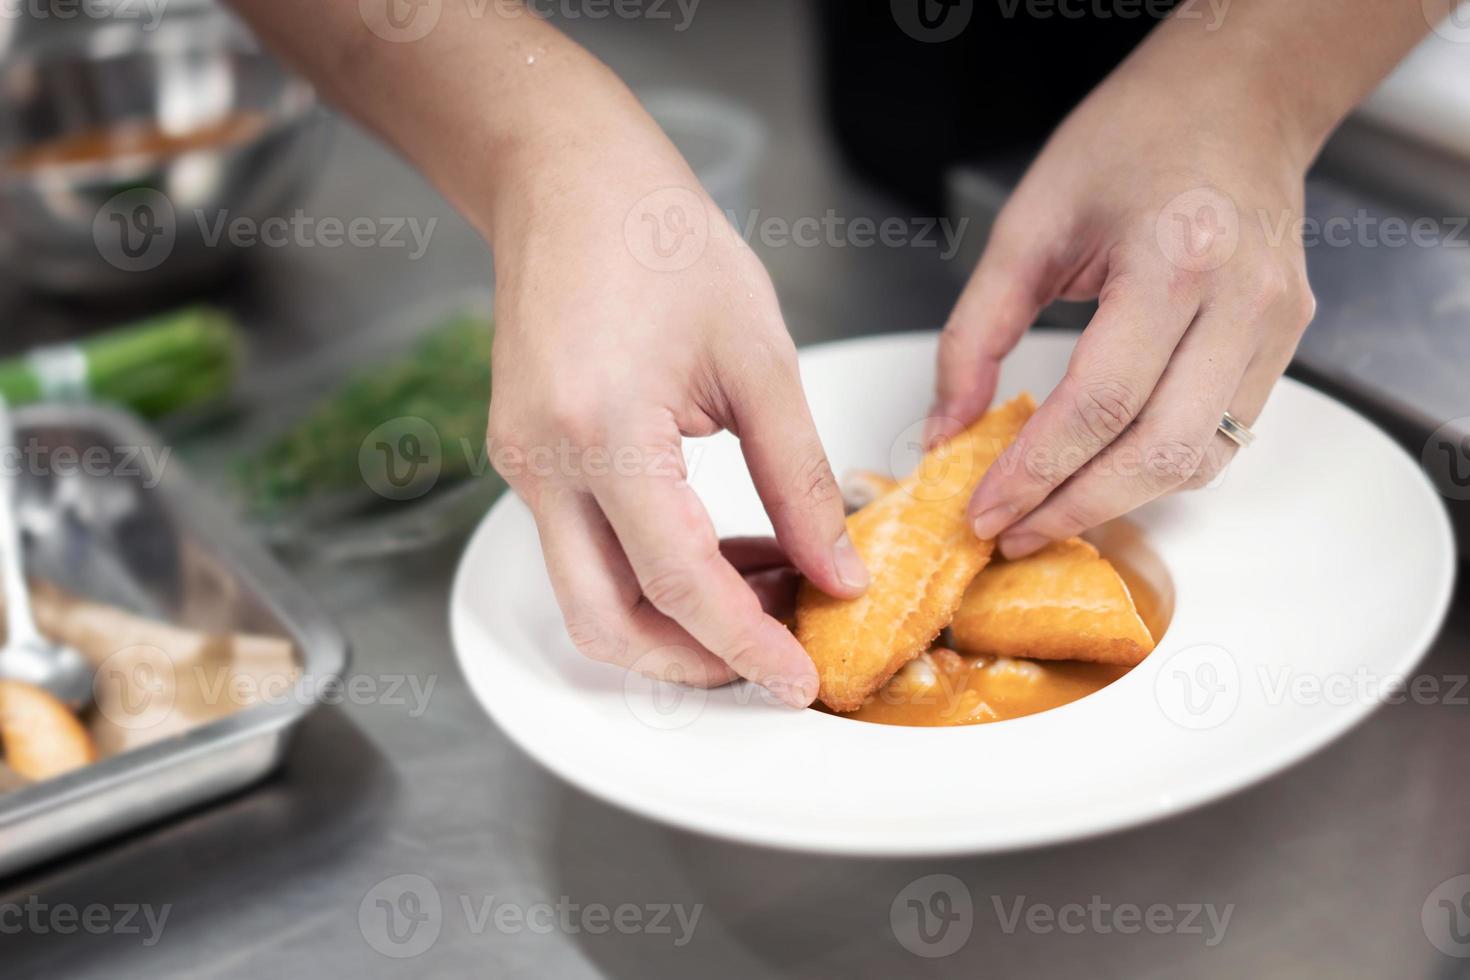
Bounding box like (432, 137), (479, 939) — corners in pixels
(930, 53), (1317, 560)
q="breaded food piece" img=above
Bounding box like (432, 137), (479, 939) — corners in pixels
(797, 394), (1035, 711)
(0, 679), (97, 782)
(950, 537), (1155, 666)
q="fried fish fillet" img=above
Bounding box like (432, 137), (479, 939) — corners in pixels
(796, 394), (1035, 711)
(949, 537), (1155, 666)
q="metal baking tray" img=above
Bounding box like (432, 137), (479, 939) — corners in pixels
(0, 403), (347, 877)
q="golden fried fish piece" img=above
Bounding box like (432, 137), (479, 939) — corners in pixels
(0, 679), (97, 782)
(950, 537), (1155, 666)
(796, 394), (1035, 712)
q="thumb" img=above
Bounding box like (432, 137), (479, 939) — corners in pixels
(725, 343), (869, 600)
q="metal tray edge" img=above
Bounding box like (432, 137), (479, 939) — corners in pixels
(0, 402), (350, 832)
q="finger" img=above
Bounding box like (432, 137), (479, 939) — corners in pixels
(927, 225), (1054, 447)
(532, 487), (738, 688)
(727, 350), (869, 599)
(997, 303), (1253, 558)
(1184, 273), (1313, 489)
(1180, 354), (1271, 491)
(1183, 419), (1243, 493)
(590, 446), (819, 707)
(968, 265), (1199, 540)
(1184, 304), (1311, 489)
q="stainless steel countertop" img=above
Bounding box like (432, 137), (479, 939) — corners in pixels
(4, 3), (1469, 976)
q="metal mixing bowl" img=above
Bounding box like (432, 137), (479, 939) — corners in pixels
(0, 20), (326, 295)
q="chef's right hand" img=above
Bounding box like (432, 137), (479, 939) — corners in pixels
(483, 112), (867, 708)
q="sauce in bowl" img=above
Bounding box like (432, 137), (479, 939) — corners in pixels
(838, 525), (1173, 728)
(5, 112), (269, 174)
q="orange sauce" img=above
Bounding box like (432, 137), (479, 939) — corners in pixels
(836, 535), (1172, 728)
(5, 112), (269, 173)
(841, 648), (1130, 727)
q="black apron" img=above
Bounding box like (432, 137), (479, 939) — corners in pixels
(817, 0), (1178, 208)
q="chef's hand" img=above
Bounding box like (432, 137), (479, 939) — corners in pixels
(485, 110), (866, 707)
(932, 0), (1433, 558)
(931, 81), (1316, 560)
(229, 0), (855, 704)
(928, 25), (1333, 558)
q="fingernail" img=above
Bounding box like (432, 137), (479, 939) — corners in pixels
(833, 531), (870, 591)
(971, 503), (1017, 540)
(999, 531), (1048, 560)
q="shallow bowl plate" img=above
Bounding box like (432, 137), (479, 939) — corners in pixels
(450, 331), (1456, 856)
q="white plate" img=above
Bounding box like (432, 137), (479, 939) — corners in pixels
(450, 331), (1456, 856)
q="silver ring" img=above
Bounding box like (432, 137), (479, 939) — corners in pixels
(1217, 411), (1256, 449)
